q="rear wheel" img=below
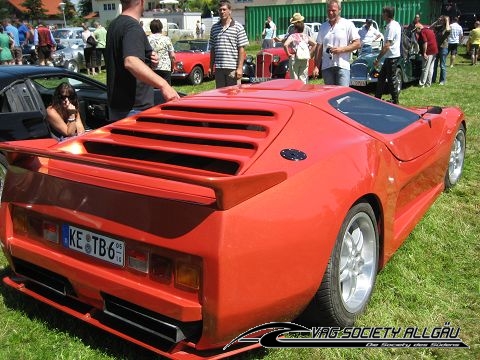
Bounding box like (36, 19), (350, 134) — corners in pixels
(445, 123), (466, 190)
(298, 202), (379, 326)
(189, 66), (204, 85)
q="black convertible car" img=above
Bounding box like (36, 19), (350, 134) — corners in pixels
(0, 66), (170, 194)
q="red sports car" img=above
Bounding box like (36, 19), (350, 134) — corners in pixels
(172, 39), (211, 85)
(0, 80), (466, 359)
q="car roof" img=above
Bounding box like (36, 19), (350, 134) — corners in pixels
(0, 65), (94, 90)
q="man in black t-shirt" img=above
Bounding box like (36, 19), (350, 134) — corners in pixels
(106, 0), (179, 122)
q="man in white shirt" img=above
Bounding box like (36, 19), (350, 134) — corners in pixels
(267, 16), (276, 38)
(358, 19), (382, 54)
(313, 0), (360, 86)
(374, 6), (402, 104)
(448, 16), (463, 67)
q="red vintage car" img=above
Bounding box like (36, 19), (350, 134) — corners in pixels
(0, 80), (466, 358)
(172, 39), (211, 85)
(243, 42), (316, 82)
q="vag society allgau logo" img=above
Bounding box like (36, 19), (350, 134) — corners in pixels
(224, 322), (469, 350)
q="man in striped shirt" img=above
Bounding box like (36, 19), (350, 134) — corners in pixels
(209, 0), (249, 88)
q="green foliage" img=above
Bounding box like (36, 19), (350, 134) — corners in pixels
(77, 0), (92, 17)
(21, 0), (47, 22)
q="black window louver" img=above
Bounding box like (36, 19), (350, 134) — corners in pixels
(83, 142), (240, 175)
(110, 129), (255, 149)
(158, 106), (275, 117)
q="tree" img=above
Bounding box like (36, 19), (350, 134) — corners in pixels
(0, 0), (9, 19)
(21, 0), (48, 22)
(61, 0), (77, 21)
(77, 0), (92, 18)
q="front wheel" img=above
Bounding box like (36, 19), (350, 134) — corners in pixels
(445, 123), (466, 190)
(298, 202), (379, 326)
(189, 66), (204, 85)
(65, 60), (79, 73)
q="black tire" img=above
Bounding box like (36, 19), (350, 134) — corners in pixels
(65, 60), (80, 73)
(0, 154), (8, 202)
(189, 66), (204, 85)
(395, 67), (403, 94)
(298, 202), (379, 327)
(445, 123), (466, 190)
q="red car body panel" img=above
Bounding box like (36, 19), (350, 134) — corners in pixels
(0, 80), (465, 358)
(172, 40), (211, 84)
(255, 46), (315, 79)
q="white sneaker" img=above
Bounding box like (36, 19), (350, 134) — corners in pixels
(439, 82), (445, 85)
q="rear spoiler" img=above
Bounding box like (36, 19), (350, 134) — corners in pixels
(1, 139), (287, 210)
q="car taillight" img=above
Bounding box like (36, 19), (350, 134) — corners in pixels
(150, 254), (172, 283)
(176, 262), (200, 291)
(12, 206), (60, 244)
(126, 248), (149, 273)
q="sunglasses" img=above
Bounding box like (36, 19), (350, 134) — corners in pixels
(60, 95), (75, 101)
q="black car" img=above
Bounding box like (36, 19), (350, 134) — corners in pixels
(458, 13), (478, 35)
(0, 66), (170, 190)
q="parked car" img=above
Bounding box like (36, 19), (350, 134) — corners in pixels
(51, 43), (105, 73)
(243, 41), (315, 82)
(52, 27), (95, 48)
(458, 13), (478, 35)
(0, 65), (173, 188)
(172, 39), (211, 85)
(350, 28), (422, 93)
(0, 80), (466, 358)
(348, 18), (384, 51)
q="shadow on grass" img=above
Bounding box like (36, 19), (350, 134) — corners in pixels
(0, 266), (270, 360)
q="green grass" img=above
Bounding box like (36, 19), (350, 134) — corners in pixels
(1, 47), (479, 359)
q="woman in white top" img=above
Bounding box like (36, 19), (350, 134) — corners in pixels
(81, 24), (96, 76)
(148, 20), (175, 84)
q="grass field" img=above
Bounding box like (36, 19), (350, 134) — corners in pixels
(0, 46), (478, 360)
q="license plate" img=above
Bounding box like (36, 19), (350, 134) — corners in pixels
(62, 225), (124, 266)
(351, 80), (367, 86)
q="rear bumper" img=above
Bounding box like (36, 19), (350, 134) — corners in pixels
(3, 273), (260, 359)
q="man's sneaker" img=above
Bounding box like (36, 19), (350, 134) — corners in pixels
(439, 82), (445, 85)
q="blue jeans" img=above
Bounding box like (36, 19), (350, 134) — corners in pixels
(432, 47), (448, 83)
(322, 66), (350, 86)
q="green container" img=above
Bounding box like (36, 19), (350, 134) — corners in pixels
(245, 0), (441, 42)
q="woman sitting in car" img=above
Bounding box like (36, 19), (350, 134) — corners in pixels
(46, 82), (85, 140)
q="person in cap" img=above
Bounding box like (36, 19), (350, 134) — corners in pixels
(358, 19), (382, 55)
(313, 0), (360, 85)
(283, 13), (317, 83)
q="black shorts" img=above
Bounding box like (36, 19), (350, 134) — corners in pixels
(37, 45), (53, 62)
(448, 43), (458, 55)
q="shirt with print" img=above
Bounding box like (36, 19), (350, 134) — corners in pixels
(148, 33), (174, 71)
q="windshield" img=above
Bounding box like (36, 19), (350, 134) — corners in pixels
(329, 91), (420, 134)
(53, 30), (72, 39)
(173, 40), (209, 52)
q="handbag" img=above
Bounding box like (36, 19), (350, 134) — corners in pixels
(86, 35), (97, 47)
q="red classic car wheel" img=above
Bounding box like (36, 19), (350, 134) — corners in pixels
(299, 202), (379, 326)
(189, 66), (204, 85)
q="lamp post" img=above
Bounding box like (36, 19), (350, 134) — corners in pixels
(59, 2), (66, 28)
